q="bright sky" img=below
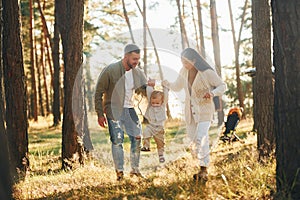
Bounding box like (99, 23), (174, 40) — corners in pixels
(142, 0), (245, 67)
(89, 0), (247, 74)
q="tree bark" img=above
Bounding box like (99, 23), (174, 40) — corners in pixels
(252, 0), (274, 159)
(53, 0), (61, 126)
(0, 0), (13, 197)
(3, 0), (29, 181)
(61, 0), (85, 169)
(271, 1), (300, 199)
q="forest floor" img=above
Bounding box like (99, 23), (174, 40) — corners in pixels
(13, 115), (275, 200)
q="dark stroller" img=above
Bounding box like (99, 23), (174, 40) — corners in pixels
(220, 107), (243, 143)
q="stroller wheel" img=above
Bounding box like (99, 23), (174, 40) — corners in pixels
(220, 135), (230, 142)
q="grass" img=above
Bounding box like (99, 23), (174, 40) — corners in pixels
(13, 115), (275, 200)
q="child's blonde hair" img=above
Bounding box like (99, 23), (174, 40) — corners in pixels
(150, 90), (164, 103)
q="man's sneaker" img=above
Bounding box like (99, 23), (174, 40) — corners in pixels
(130, 169), (144, 178)
(159, 155), (165, 163)
(116, 170), (124, 181)
(193, 167), (208, 182)
(141, 147), (150, 152)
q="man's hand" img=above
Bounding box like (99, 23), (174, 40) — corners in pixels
(98, 116), (107, 128)
(148, 78), (156, 87)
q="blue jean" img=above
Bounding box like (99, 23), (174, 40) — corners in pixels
(107, 108), (142, 172)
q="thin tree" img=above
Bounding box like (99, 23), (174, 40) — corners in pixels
(29, 0), (38, 121)
(272, 1), (300, 198)
(37, 0), (54, 86)
(52, 0), (61, 126)
(3, 0), (29, 180)
(196, 0), (205, 55)
(61, 0), (85, 169)
(252, 0), (274, 159)
(188, 0), (200, 52)
(36, 37), (45, 116)
(228, 0), (248, 110)
(143, 0), (147, 76)
(122, 0), (135, 43)
(210, 0), (224, 126)
(41, 42), (51, 115)
(176, 0), (189, 50)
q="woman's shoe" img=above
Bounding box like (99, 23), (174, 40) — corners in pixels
(193, 167), (208, 181)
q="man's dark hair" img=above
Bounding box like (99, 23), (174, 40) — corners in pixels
(124, 44), (140, 54)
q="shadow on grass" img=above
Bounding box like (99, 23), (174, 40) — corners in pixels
(35, 177), (209, 200)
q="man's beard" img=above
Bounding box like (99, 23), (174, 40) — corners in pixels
(127, 60), (136, 69)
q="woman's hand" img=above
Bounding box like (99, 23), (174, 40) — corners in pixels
(203, 92), (214, 99)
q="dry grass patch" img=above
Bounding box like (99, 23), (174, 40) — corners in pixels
(13, 117), (275, 199)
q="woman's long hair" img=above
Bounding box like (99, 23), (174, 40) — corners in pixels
(181, 48), (214, 71)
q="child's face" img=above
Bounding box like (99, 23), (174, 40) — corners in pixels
(150, 96), (163, 107)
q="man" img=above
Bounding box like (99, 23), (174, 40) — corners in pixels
(94, 44), (153, 181)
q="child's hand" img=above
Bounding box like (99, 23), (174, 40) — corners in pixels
(148, 78), (155, 87)
(162, 80), (170, 87)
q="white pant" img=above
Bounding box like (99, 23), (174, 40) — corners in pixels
(186, 119), (211, 167)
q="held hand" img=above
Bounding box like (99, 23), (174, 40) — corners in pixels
(98, 116), (107, 128)
(162, 80), (170, 88)
(203, 92), (214, 99)
(148, 78), (156, 87)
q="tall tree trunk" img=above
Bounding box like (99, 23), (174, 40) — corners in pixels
(272, 1), (300, 199)
(61, 0), (85, 169)
(252, 0), (274, 159)
(0, 0), (12, 197)
(36, 37), (45, 117)
(188, 0), (200, 52)
(53, 0), (61, 126)
(41, 45), (50, 115)
(210, 0), (224, 126)
(3, 0), (29, 181)
(176, 0), (189, 50)
(29, 0), (38, 121)
(85, 55), (93, 112)
(37, 0), (54, 87)
(143, 0), (147, 76)
(196, 0), (205, 55)
(122, 0), (135, 43)
(228, 0), (247, 110)
(83, 85), (93, 153)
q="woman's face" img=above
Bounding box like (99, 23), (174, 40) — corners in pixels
(181, 57), (195, 70)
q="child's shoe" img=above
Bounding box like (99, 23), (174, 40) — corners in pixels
(159, 155), (165, 163)
(141, 147), (150, 151)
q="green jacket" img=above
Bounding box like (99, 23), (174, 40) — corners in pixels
(94, 60), (147, 120)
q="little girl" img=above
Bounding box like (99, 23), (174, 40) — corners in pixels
(141, 85), (169, 163)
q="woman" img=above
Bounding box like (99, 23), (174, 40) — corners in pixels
(163, 48), (226, 181)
